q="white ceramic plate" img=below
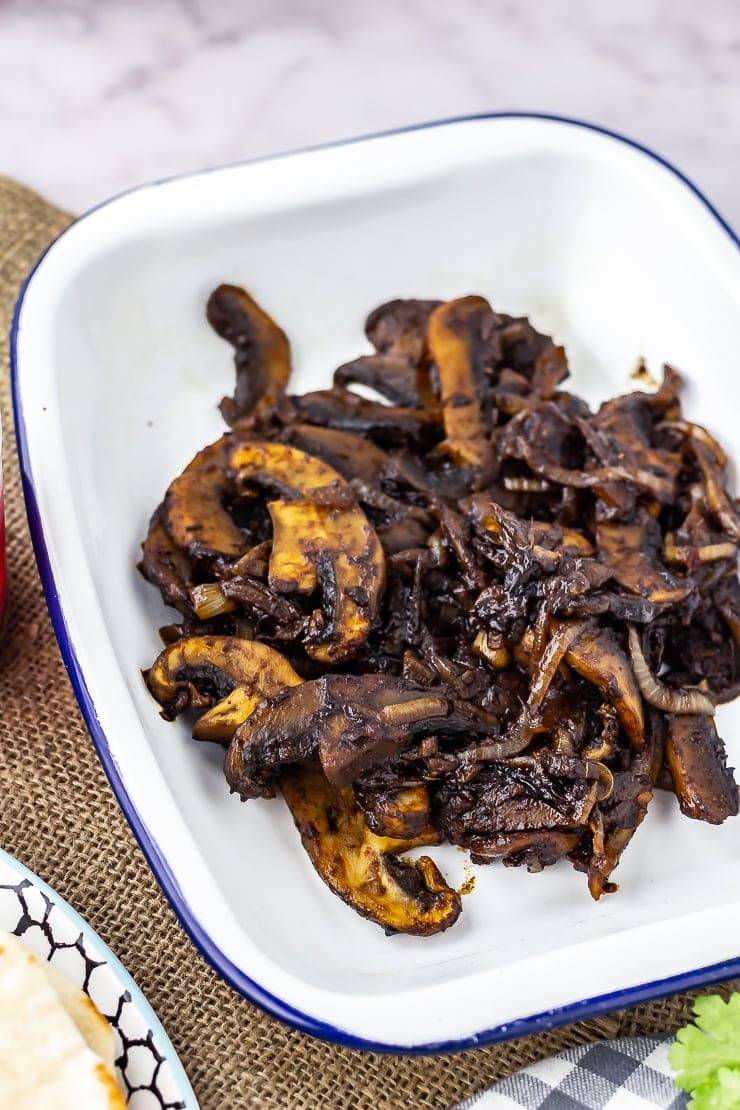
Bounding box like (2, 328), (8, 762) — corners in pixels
(11, 114), (740, 1052)
(0, 848), (196, 1106)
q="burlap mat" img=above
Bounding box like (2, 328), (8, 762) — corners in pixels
(0, 177), (736, 1109)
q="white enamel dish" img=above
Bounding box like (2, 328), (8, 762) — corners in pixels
(11, 114), (740, 1052)
(0, 848), (196, 1106)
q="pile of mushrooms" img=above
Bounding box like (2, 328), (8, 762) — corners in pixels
(140, 284), (740, 935)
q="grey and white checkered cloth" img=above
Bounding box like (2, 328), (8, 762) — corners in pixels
(455, 1036), (687, 1109)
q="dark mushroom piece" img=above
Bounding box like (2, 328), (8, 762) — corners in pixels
(580, 725), (662, 899)
(292, 387), (441, 448)
(436, 754), (601, 859)
(596, 515), (691, 607)
(229, 441), (386, 662)
(334, 356), (423, 408)
(365, 298), (441, 361)
(564, 626), (645, 748)
(206, 284), (292, 424)
(224, 674), (456, 799)
(335, 299), (443, 408)
(427, 296), (493, 467)
(280, 423), (388, 484)
(468, 830), (582, 872)
(138, 505), (195, 617)
(163, 436), (247, 571)
(664, 714), (739, 823)
(281, 764), (460, 936)
(144, 635), (303, 740)
(353, 782), (432, 840)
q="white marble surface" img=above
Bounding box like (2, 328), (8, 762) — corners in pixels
(1, 0), (738, 224)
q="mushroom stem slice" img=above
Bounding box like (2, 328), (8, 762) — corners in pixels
(664, 714), (739, 823)
(565, 626), (645, 748)
(280, 764), (461, 936)
(427, 296), (493, 465)
(206, 284), (292, 423)
(145, 635), (302, 722)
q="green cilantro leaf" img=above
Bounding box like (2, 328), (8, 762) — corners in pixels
(669, 994), (740, 1101)
(686, 1066), (740, 1109)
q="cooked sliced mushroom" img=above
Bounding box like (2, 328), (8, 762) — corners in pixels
(469, 829), (581, 871)
(206, 284), (291, 423)
(142, 284), (740, 921)
(230, 440), (358, 507)
(689, 437), (740, 541)
(596, 516), (690, 606)
(427, 296), (492, 467)
(224, 675), (453, 799)
(292, 388), (440, 447)
(364, 298), (441, 362)
(138, 505), (195, 616)
(163, 437), (247, 568)
(145, 635), (302, 724)
(230, 441), (386, 661)
(664, 714), (739, 823)
(354, 783), (431, 840)
(334, 356), (422, 407)
(565, 626), (645, 747)
(582, 729), (661, 900)
(437, 757), (599, 848)
(281, 424), (388, 484)
(280, 764), (460, 936)
(531, 344), (569, 399)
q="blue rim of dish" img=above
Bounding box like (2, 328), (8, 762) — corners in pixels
(9, 112), (740, 1056)
(0, 846), (197, 1105)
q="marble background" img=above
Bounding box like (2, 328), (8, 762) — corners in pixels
(1, 0), (738, 222)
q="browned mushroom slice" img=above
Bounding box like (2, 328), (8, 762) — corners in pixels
(664, 714), (739, 823)
(437, 757), (599, 851)
(334, 356), (423, 407)
(281, 424), (388, 484)
(596, 516), (690, 606)
(206, 284), (291, 424)
(578, 723), (663, 899)
(224, 675), (452, 799)
(181, 434), (234, 474)
(354, 783), (431, 840)
(689, 437), (740, 541)
(230, 441), (386, 661)
(292, 388), (440, 446)
(531, 344), (569, 399)
(469, 830), (582, 871)
(365, 298), (441, 361)
(164, 465), (247, 568)
(564, 626), (644, 747)
(230, 439), (359, 506)
(280, 764), (460, 936)
(145, 635), (302, 724)
(138, 505), (195, 617)
(268, 498), (384, 661)
(427, 296), (492, 466)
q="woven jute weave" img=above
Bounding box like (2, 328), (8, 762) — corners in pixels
(0, 177), (736, 1109)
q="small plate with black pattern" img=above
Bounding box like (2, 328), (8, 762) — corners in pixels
(0, 846), (197, 1108)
